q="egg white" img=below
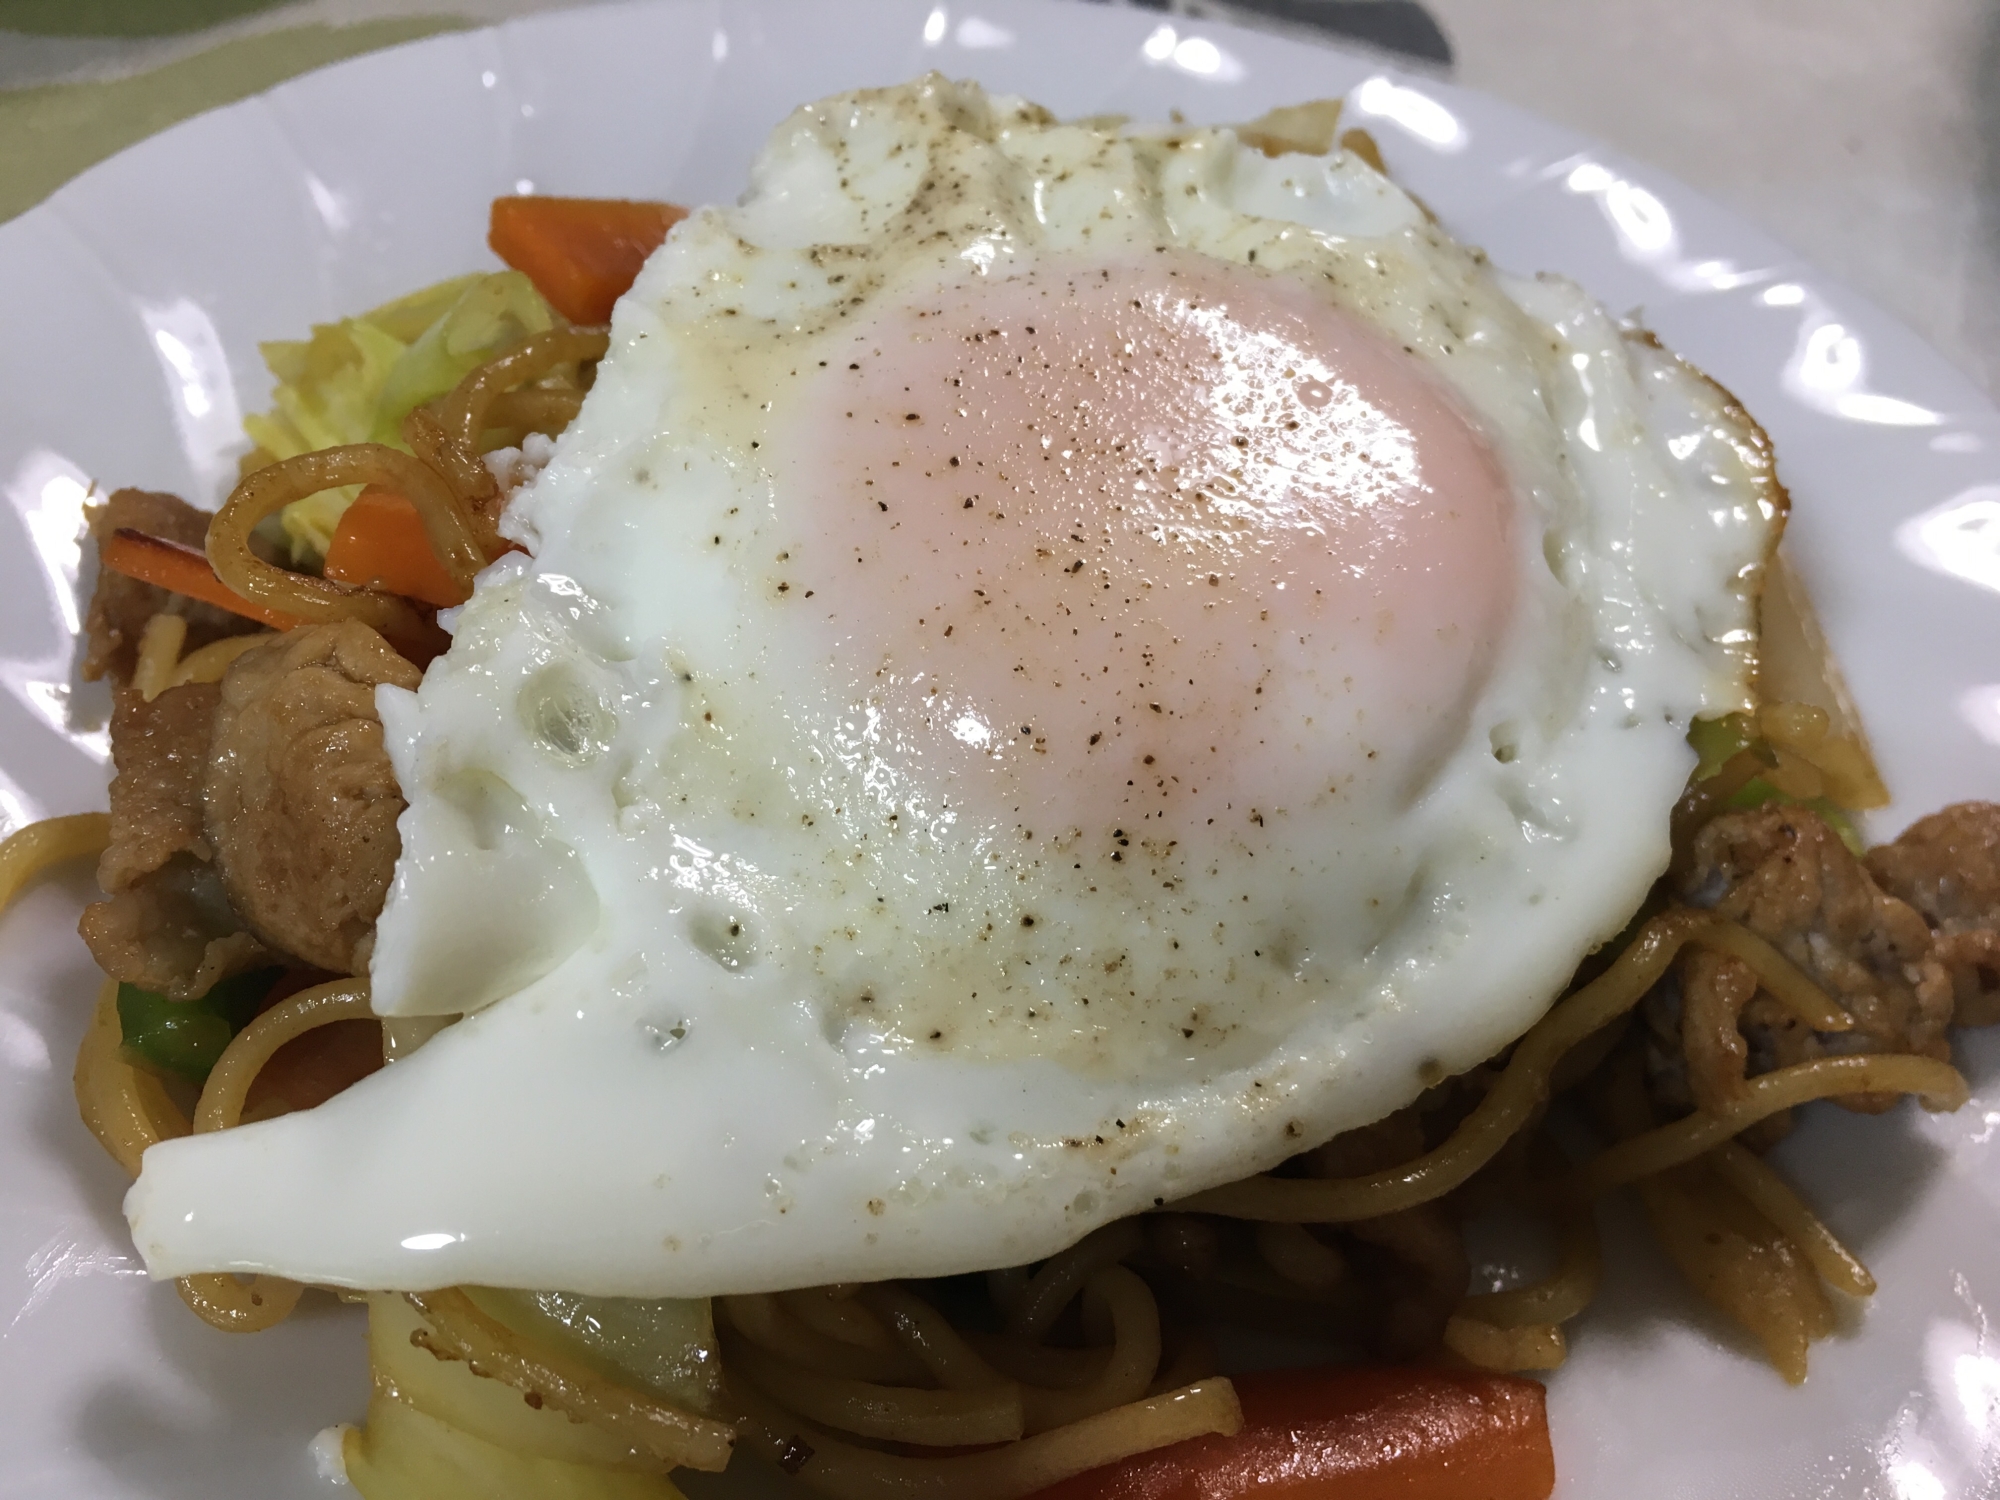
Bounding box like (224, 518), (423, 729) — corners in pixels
(127, 76), (1779, 1295)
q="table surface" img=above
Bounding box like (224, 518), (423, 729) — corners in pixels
(3, 0), (1992, 403)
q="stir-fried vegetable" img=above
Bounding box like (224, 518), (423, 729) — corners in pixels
(1027, 1366), (1555, 1500)
(488, 196), (688, 326)
(344, 1390), (683, 1500)
(98, 528), (301, 631)
(467, 1288), (723, 1418)
(243, 271), (555, 563)
(117, 967), (282, 1083)
(1687, 710), (1863, 854)
(323, 485), (472, 608)
(362, 1293), (666, 1474)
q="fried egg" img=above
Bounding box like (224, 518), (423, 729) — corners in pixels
(127, 76), (1781, 1295)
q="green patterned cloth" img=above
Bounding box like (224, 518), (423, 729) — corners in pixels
(0, 0), (1458, 226)
(0, 1), (486, 223)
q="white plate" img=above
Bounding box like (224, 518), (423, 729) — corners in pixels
(2, 2), (1997, 1496)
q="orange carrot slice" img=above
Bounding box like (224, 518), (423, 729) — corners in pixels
(99, 528), (302, 632)
(323, 485), (471, 608)
(1027, 1366), (1555, 1500)
(488, 195), (689, 325)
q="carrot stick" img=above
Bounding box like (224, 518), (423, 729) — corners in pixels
(1026, 1366), (1555, 1500)
(100, 529), (301, 632)
(489, 195), (689, 325)
(323, 485), (471, 608)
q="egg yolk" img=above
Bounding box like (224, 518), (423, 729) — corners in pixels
(773, 251), (1516, 838)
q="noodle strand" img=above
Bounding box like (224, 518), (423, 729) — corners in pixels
(73, 977), (189, 1176)
(0, 812), (110, 913)
(1441, 1315), (1566, 1372)
(209, 445), (482, 639)
(964, 1334), (1108, 1390)
(1253, 1222), (1348, 1292)
(1008, 1220), (1146, 1341)
(1567, 1053), (1968, 1199)
(441, 327), (608, 461)
(1707, 1141), (1876, 1297)
(404, 328), (609, 540)
(857, 1284), (1013, 1392)
(175, 978), (377, 1332)
(779, 1287), (904, 1356)
(1460, 1199), (1602, 1329)
(1019, 1266), (1162, 1435)
(724, 1334), (1027, 1446)
(731, 1376), (1241, 1500)
(192, 978), (376, 1134)
(1183, 911), (1712, 1222)
(175, 1267), (303, 1332)
(406, 1286), (735, 1473)
(1690, 922), (1851, 1033)
(719, 1294), (928, 1385)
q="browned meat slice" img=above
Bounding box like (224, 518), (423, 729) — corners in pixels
(95, 682), (217, 894)
(78, 865), (268, 1000)
(82, 489), (258, 683)
(1866, 801), (2000, 1025)
(78, 681), (271, 998)
(1668, 804), (1954, 1117)
(204, 621), (421, 975)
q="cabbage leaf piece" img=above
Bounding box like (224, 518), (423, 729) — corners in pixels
(243, 271), (554, 563)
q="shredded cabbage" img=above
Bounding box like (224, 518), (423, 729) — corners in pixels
(468, 1288), (722, 1416)
(242, 271), (554, 563)
(1686, 712), (1864, 854)
(1688, 712), (1756, 781)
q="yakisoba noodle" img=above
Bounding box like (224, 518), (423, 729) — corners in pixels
(404, 1287), (738, 1471)
(172, 981), (377, 1331)
(721, 1333), (1032, 1444)
(1441, 1316), (1567, 1374)
(1177, 909), (1897, 1224)
(435, 326), (608, 459)
(29, 766), (1958, 1453)
(74, 981), (184, 1177)
(4, 244), (1984, 1497)
(1434, 1144), (1603, 1372)
(0, 811), (107, 913)
(1707, 1140), (1875, 1297)
(128, 613), (270, 702)
(401, 326), (609, 537)
(193, 978), (378, 1134)
(726, 1374), (1246, 1500)
(209, 445), (484, 624)
(1459, 1187), (1602, 1330)
(207, 324), (611, 640)
(483, 386), (589, 438)
(74, 970), (366, 1331)
(1246, 1221), (1347, 1294)
(1566, 1053), (1967, 1199)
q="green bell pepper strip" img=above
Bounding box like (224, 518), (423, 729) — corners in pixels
(116, 967), (284, 1084)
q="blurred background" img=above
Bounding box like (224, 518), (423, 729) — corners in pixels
(3, 0), (1994, 396)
